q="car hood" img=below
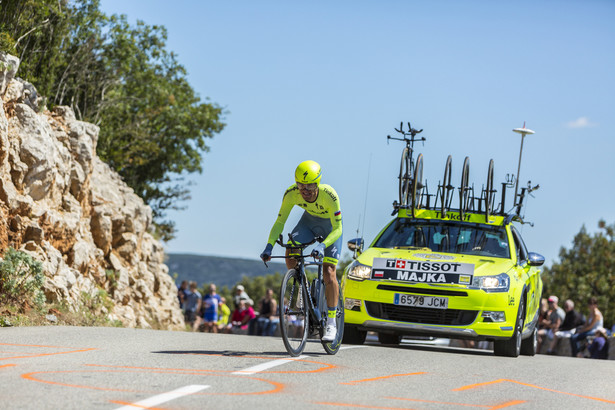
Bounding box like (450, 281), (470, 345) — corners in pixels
(357, 247), (515, 277)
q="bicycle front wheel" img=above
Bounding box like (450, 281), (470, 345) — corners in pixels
(321, 280), (345, 355)
(279, 269), (309, 357)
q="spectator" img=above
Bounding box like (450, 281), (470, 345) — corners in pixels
(233, 285), (250, 309)
(183, 281), (201, 328)
(570, 296), (604, 357)
(196, 284), (221, 333)
(537, 295), (565, 352)
(546, 299), (585, 355)
(217, 297), (231, 332)
(587, 327), (609, 359)
(256, 288), (279, 336)
(537, 298), (549, 331)
(177, 280), (189, 309)
(226, 299), (255, 334)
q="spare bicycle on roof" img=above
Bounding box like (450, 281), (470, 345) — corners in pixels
(387, 121), (539, 224)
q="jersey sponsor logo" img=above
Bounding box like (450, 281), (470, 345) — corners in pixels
(323, 186), (338, 202)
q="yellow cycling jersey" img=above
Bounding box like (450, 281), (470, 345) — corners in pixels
(267, 183), (342, 248)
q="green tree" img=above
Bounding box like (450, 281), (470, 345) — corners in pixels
(541, 220), (615, 328)
(1, 1), (225, 240)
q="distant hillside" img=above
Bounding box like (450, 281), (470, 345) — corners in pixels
(165, 253), (288, 289)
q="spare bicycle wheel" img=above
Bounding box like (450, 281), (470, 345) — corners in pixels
(485, 159), (494, 222)
(459, 156), (470, 220)
(398, 147), (412, 207)
(440, 155), (452, 218)
(279, 269), (309, 357)
(411, 153), (423, 218)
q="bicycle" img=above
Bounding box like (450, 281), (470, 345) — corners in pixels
(265, 234), (344, 357)
(387, 122), (425, 217)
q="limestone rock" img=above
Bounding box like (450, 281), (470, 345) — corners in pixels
(0, 53), (183, 330)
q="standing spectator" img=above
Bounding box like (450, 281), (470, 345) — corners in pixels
(546, 299), (585, 355)
(570, 296), (604, 357)
(587, 327), (610, 359)
(183, 281), (201, 328)
(233, 285), (250, 308)
(537, 296), (565, 352)
(217, 297), (231, 332)
(196, 284), (221, 333)
(226, 299), (255, 334)
(177, 280), (189, 309)
(256, 288), (279, 336)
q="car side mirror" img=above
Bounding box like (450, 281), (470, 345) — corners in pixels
(347, 238), (364, 255)
(528, 252), (545, 267)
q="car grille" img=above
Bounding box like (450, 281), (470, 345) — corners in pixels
(376, 284), (468, 297)
(365, 301), (478, 326)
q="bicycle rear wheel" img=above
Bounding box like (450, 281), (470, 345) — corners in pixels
(279, 269), (309, 357)
(321, 280), (345, 355)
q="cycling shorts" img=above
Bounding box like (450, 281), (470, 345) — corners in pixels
(290, 211), (342, 265)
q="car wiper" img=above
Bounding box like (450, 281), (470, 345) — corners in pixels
(393, 246), (432, 251)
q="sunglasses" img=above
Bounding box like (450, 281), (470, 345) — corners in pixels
(297, 183), (318, 191)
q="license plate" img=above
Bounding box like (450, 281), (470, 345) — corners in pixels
(394, 293), (448, 309)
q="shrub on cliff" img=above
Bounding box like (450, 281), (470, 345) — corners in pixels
(0, 248), (45, 309)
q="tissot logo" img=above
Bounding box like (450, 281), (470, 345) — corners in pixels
(396, 260), (406, 269)
(386, 260), (396, 268)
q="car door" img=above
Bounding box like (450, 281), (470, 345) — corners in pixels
(511, 226), (540, 326)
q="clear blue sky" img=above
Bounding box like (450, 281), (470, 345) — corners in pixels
(99, 0), (614, 266)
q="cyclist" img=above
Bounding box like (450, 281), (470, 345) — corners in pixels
(260, 160), (343, 342)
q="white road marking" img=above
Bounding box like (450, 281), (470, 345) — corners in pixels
(114, 384), (209, 409)
(340, 345), (368, 351)
(232, 356), (307, 375)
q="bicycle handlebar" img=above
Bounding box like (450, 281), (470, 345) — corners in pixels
(275, 234), (323, 249)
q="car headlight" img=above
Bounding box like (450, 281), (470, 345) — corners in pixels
(347, 261), (372, 281)
(471, 273), (510, 292)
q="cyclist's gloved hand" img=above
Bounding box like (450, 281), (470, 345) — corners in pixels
(311, 243), (325, 259)
(260, 243), (273, 262)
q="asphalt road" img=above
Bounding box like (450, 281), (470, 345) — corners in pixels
(1, 326), (614, 409)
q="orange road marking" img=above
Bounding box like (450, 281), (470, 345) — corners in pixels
(489, 400), (527, 409)
(454, 378), (615, 405)
(21, 369), (285, 396)
(109, 401), (167, 410)
(0, 343), (96, 360)
(0, 364), (16, 369)
(87, 358), (336, 374)
(455, 379), (507, 391)
(386, 396), (490, 407)
(341, 372), (426, 385)
(386, 396), (525, 409)
(315, 402), (417, 409)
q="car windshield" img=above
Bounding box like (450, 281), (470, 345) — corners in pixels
(373, 218), (510, 258)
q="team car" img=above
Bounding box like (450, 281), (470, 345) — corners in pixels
(342, 123), (544, 357)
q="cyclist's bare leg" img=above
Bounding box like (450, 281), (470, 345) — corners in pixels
(323, 262), (339, 310)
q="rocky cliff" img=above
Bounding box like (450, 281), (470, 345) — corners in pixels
(0, 52), (184, 329)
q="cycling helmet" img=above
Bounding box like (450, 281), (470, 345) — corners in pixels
(295, 160), (322, 185)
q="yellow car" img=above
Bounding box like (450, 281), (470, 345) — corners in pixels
(342, 208), (544, 357)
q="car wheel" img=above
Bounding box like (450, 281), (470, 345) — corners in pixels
(493, 298), (524, 357)
(520, 325), (537, 356)
(342, 326), (367, 345)
(377, 332), (402, 345)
